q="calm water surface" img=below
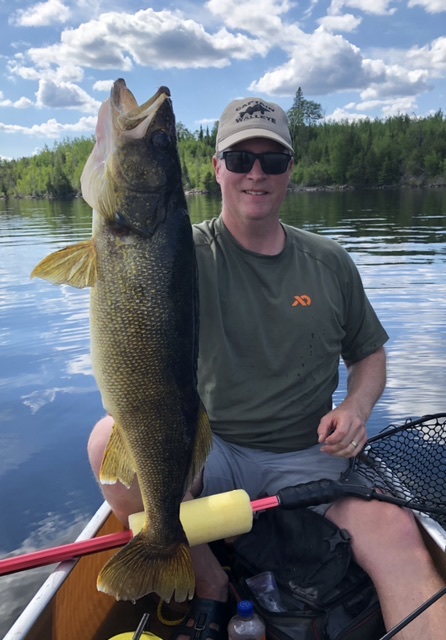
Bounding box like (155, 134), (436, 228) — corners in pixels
(1, 190), (445, 633)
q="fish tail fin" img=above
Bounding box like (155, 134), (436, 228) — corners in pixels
(97, 530), (195, 603)
(187, 400), (213, 488)
(31, 240), (97, 288)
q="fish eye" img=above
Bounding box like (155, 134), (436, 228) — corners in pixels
(110, 212), (130, 236)
(151, 130), (171, 149)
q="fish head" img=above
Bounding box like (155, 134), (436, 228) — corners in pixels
(81, 79), (185, 238)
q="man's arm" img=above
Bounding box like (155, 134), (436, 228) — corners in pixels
(317, 346), (387, 457)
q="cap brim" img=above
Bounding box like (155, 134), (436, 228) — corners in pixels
(217, 128), (293, 154)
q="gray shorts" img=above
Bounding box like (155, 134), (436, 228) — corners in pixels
(200, 435), (355, 515)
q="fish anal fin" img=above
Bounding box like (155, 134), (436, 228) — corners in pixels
(100, 423), (136, 488)
(97, 533), (195, 602)
(31, 240), (97, 288)
(187, 401), (212, 489)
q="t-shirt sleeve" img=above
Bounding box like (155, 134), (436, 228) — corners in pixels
(339, 250), (389, 363)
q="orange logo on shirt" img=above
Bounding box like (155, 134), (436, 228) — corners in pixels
(292, 295), (312, 307)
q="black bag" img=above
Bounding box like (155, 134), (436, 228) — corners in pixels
(229, 506), (385, 640)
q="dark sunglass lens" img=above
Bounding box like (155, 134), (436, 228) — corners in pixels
(260, 153), (290, 174)
(222, 151), (290, 174)
(225, 151), (254, 173)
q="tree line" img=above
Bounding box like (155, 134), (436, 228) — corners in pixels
(1, 88), (445, 199)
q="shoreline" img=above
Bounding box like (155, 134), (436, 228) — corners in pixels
(1, 181), (445, 201)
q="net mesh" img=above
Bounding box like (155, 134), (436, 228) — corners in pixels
(349, 413), (446, 529)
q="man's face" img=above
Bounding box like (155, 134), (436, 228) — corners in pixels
(213, 138), (293, 226)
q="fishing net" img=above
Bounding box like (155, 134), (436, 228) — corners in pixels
(350, 413), (446, 528)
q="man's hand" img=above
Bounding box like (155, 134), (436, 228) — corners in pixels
(317, 347), (387, 457)
(317, 405), (367, 457)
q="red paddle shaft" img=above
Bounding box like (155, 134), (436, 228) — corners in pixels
(0, 495), (279, 577)
(0, 531), (132, 577)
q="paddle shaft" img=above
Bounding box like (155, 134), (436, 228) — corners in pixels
(4, 476), (432, 577)
(0, 494), (279, 577)
(0, 531), (132, 577)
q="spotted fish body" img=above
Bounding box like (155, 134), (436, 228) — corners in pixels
(31, 80), (212, 603)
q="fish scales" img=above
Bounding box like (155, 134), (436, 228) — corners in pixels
(31, 79), (212, 603)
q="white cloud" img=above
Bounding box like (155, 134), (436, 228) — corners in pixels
(408, 0), (446, 12)
(8, 59), (85, 84)
(249, 28), (365, 95)
(326, 107), (370, 122)
(318, 13), (362, 32)
(328, 0), (399, 15)
(329, 95), (419, 120)
(206, 0), (293, 35)
(0, 115), (97, 138)
(10, 0), (71, 27)
(92, 79), (114, 92)
(361, 61), (431, 99)
(13, 96), (34, 109)
(0, 92), (33, 109)
(406, 37), (446, 74)
(35, 78), (101, 112)
(18, 8), (268, 76)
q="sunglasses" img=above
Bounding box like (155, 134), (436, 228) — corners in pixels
(217, 150), (292, 175)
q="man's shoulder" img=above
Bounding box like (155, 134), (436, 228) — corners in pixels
(284, 223), (348, 259)
(193, 217), (219, 247)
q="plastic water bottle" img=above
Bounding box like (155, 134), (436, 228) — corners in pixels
(227, 600), (266, 640)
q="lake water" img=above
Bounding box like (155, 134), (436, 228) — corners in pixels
(1, 189), (446, 634)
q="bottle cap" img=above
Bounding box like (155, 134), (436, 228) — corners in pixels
(237, 600), (254, 618)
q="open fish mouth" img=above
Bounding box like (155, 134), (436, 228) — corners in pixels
(112, 80), (172, 131)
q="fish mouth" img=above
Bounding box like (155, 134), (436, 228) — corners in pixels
(112, 79), (172, 137)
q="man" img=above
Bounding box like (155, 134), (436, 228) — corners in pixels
(88, 97), (446, 639)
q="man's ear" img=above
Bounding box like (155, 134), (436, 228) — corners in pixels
(213, 155), (222, 185)
(287, 158), (294, 183)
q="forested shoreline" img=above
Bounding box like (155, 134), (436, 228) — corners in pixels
(1, 89), (445, 199)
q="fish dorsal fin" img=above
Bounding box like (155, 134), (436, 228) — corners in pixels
(100, 422), (136, 489)
(31, 240), (97, 289)
(186, 401), (212, 489)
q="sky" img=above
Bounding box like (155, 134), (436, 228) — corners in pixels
(0, 0), (445, 160)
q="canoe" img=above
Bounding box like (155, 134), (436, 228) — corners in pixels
(4, 412), (446, 640)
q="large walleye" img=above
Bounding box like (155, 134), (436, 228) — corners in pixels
(31, 80), (212, 603)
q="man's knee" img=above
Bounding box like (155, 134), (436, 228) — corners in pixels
(326, 498), (424, 555)
(87, 415), (114, 479)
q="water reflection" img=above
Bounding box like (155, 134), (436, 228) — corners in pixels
(0, 190), (445, 635)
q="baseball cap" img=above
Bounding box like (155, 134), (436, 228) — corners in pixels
(216, 97), (293, 154)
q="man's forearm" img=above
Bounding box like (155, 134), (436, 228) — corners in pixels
(343, 346), (387, 422)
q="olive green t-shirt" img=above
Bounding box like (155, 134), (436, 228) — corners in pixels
(193, 216), (389, 453)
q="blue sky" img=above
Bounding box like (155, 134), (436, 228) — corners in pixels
(0, 0), (445, 159)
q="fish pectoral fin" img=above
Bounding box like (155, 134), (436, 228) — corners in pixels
(31, 240), (97, 288)
(187, 401), (213, 489)
(97, 533), (195, 602)
(100, 423), (136, 488)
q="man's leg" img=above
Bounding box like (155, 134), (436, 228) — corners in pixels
(326, 497), (446, 639)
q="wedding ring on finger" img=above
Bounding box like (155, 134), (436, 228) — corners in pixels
(350, 440), (359, 449)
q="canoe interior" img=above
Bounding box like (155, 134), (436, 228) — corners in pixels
(17, 511), (446, 640)
(20, 512), (188, 640)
